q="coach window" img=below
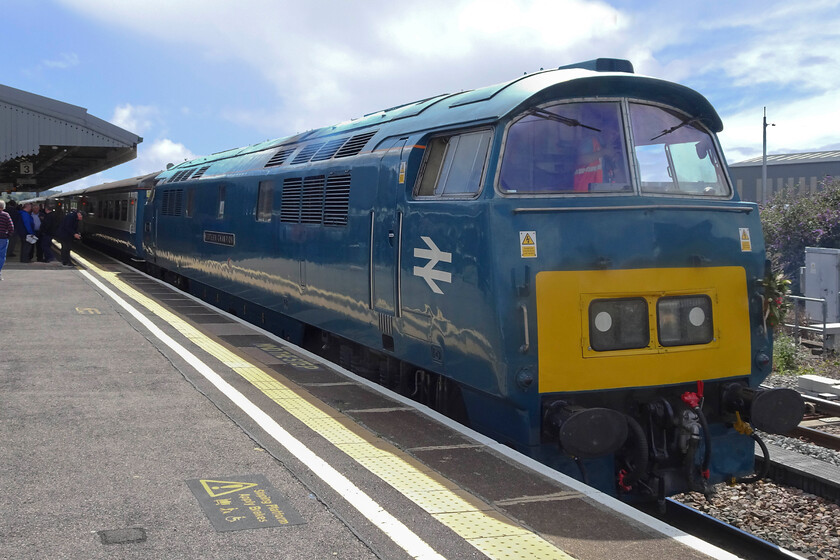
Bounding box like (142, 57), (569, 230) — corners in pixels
(217, 185), (226, 219)
(257, 181), (274, 222)
(415, 129), (492, 198)
(185, 188), (195, 218)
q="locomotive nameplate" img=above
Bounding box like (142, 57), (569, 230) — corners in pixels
(204, 230), (236, 247)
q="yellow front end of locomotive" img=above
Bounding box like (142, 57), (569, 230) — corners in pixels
(536, 267), (752, 393)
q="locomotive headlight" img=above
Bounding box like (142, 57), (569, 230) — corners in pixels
(588, 298), (649, 351)
(657, 295), (713, 347)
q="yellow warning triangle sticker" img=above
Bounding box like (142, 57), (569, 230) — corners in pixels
(741, 230), (750, 240)
(200, 479), (259, 497)
(522, 234), (535, 245)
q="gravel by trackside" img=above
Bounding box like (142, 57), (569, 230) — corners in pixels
(673, 370), (840, 560)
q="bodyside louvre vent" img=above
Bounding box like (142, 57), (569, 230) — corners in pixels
(311, 138), (347, 162)
(265, 147), (295, 168)
(161, 189), (184, 216)
(323, 173), (351, 226)
(280, 173), (352, 227)
(280, 178), (303, 223)
(300, 175), (326, 224)
(291, 142), (326, 165)
(191, 165), (211, 179)
(172, 189), (183, 215)
(335, 131), (377, 158)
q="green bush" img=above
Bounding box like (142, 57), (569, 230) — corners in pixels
(760, 178), (840, 292)
(772, 332), (801, 373)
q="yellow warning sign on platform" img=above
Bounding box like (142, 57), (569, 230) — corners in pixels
(520, 231), (537, 258)
(200, 479), (259, 498)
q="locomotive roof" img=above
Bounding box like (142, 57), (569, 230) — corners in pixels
(160, 59), (722, 179)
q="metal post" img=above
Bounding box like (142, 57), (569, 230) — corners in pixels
(762, 108), (775, 203)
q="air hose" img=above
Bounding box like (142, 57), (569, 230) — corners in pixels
(737, 432), (770, 484)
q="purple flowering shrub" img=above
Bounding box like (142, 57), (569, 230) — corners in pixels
(760, 178), (840, 292)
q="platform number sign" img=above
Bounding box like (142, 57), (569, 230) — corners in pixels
(20, 161), (33, 175)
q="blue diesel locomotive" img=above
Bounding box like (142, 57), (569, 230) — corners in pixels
(65, 59), (803, 501)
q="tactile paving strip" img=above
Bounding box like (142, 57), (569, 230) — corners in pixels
(84, 260), (575, 560)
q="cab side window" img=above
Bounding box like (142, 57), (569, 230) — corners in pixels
(256, 181), (274, 222)
(415, 129), (492, 198)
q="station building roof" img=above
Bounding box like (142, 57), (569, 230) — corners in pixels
(731, 150), (840, 167)
(0, 83), (142, 193)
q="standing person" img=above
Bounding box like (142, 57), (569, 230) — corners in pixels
(6, 200), (19, 257)
(31, 203), (44, 262)
(57, 209), (83, 266)
(18, 202), (35, 263)
(40, 204), (59, 263)
(0, 200), (14, 280)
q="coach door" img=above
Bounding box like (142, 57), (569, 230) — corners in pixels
(143, 190), (158, 263)
(371, 138), (408, 317)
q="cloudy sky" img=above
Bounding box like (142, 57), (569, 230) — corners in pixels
(4, 0), (840, 191)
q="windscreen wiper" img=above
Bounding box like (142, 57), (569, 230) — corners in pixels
(650, 117), (701, 141)
(527, 108), (601, 131)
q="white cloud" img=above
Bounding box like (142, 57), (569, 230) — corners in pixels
(137, 138), (197, 172)
(111, 103), (159, 136)
(55, 0), (840, 159)
(42, 52), (79, 69)
(57, 0), (636, 135)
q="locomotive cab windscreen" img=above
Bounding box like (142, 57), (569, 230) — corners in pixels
(499, 100), (730, 197)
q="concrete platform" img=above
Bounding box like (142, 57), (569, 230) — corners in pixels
(0, 249), (736, 560)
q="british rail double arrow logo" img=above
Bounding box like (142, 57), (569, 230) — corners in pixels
(413, 236), (452, 294)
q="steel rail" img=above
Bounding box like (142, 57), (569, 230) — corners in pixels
(638, 499), (807, 560)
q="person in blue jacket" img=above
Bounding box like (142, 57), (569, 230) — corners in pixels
(17, 202), (35, 263)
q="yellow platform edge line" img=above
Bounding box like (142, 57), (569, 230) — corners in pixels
(85, 262), (573, 560)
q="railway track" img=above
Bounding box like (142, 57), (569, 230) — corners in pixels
(637, 499), (807, 560)
(791, 424), (840, 451)
(660, 392), (840, 559)
(791, 395), (840, 450)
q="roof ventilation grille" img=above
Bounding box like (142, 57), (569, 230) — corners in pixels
(335, 131), (377, 158)
(291, 142), (326, 165)
(191, 165), (211, 180)
(311, 138), (347, 162)
(265, 147), (295, 168)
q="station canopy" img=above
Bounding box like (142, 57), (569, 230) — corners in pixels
(0, 83), (142, 193)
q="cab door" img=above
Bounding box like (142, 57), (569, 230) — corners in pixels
(371, 138), (408, 316)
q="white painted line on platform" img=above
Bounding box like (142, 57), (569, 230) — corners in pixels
(77, 268), (446, 560)
(78, 251), (742, 560)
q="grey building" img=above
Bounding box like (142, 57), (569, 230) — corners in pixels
(729, 151), (840, 203)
